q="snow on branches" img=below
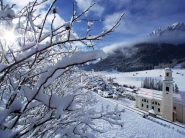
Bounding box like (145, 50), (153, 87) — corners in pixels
(0, 0), (124, 137)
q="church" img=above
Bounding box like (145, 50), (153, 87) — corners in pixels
(136, 68), (185, 123)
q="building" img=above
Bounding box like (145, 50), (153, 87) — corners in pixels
(136, 68), (185, 123)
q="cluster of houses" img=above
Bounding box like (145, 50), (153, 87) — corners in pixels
(97, 85), (137, 100)
(95, 68), (185, 123)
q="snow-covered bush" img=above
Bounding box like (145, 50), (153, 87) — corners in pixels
(141, 113), (147, 118)
(98, 89), (103, 96)
(113, 94), (118, 100)
(0, 0), (124, 137)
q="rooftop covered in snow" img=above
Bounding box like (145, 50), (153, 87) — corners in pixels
(137, 88), (162, 100)
(173, 92), (185, 106)
(148, 109), (156, 115)
(165, 68), (172, 72)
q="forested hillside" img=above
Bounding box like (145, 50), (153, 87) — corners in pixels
(83, 43), (185, 72)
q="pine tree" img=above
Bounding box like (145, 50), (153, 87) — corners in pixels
(142, 77), (163, 90)
(181, 62), (185, 69)
(175, 84), (179, 93)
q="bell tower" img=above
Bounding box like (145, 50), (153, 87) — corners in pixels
(162, 68), (173, 121)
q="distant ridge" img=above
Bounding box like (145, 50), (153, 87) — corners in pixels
(147, 22), (185, 37)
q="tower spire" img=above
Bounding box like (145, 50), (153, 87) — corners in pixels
(162, 68), (173, 121)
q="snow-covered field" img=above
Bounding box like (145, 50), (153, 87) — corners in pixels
(94, 94), (185, 138)
(101, 68), (185, 92)
(92, 67), (185, 137)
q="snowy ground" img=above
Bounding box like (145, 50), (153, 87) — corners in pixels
(116, 97), (136, 108)
(101, 68), (185, 92)
(94, 93), (185, 138)
(90, 67), (185, 137)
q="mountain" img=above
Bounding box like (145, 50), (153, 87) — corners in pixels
(82, 23), (185, 72)
(147, 22), (185, 37)
(82, 43), (185, 72)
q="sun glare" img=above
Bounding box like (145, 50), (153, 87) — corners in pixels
(0, 27), (20, 52)
(0, 27), (16, 46)
(3, 30), (16, 45)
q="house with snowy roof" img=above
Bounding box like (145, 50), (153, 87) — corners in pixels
(136, 68), (185, 123)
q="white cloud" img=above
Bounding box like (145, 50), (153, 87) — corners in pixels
(35, 11), (65, 27)
(48, 14), (65, 28)
(103, 11), (138, 34)
(103, 39), (140, 54)
(75, 0), (104, 17)
(103, 31), (185, 54)
(5, 0), (34, 8)
(5, 0), (53, 10)
(5, 0), (65, 29)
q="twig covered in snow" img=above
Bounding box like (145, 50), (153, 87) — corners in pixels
(0, 0), (124, 137)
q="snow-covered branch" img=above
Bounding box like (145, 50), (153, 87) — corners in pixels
(0, 0), (125, 137)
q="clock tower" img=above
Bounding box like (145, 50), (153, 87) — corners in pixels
(162, 68), (173, 121)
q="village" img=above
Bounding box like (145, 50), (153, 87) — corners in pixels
(88, 68), (185, 126)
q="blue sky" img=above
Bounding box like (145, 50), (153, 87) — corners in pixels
(55, 0), (185, 52)
(4, 0), (185, 52)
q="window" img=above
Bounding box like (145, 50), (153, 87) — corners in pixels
(174, 107), (176, 110)
(158, 108), (160, 112)
(158, 103), (160, 106)
(166, 87), (169, 92)
(166, 73), (169, 76)
(152, 106), (154, 110)
(155, 101), (157, 105)
(146, 105), (148, 108)
(147, 101), (148, 103)
(144, 99), (146, 102)
(142, 104), (143, 107)
(152, 102), (154, 104)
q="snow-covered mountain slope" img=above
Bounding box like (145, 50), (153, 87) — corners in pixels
(101, 68), (185, 92)
(83, 43), (185, 72)
(147, 22), (185, 37)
